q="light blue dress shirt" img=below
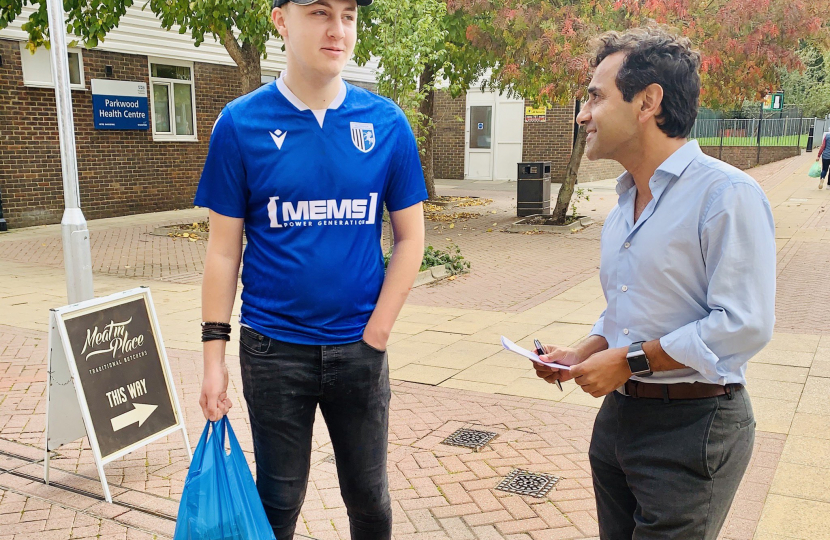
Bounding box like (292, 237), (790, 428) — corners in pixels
(591, 140), (776, 385)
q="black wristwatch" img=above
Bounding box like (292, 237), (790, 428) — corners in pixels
(626, 341), (653, 377)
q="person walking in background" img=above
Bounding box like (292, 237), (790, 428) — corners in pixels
(816, 130), (830, 189)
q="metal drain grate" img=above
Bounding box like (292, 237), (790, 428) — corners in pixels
(496, 469), (560, 498)
(441, 428), (498, 452)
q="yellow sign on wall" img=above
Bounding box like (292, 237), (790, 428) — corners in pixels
(524, 106), (547, 123)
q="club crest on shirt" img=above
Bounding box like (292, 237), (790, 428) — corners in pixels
(350, 122), (375, 153)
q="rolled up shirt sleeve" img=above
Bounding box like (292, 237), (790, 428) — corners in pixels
(590, 310), (606, 340)
(660, 182), (776, 384)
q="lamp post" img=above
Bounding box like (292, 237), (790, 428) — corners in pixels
(46, 0), (94, 303)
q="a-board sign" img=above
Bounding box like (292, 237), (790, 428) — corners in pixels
(61, 294), (178, 458)
(46, 287), (190, 502)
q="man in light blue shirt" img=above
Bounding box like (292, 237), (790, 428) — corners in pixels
(535, 28), (775, 539)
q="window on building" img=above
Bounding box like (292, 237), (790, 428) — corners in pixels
(469, 106), (492, 149)
(149, 60), (197, 141)
(19, 42), (85, 89)
(261, 72), (278, 85)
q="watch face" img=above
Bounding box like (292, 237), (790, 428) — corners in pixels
(628, 354), (650, 374)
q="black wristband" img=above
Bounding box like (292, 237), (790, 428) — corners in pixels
(202, 333), (231, 342)
(201, 321), (231, 343)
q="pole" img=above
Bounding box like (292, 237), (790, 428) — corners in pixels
(46, 0), (94, 304)
(718, 118), (724, 160)
(756, 103), (763, 166)
(798, 118), (803, 150)
(807, 123), (815, 152)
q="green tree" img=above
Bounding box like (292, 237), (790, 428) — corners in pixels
(355, 0), (493, 200)
(0, 0), (276, 95)
(780, 45), (830, 118)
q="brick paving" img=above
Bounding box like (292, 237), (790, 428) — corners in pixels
(0, 487), (160, 540)
(775, 240), (830, 333)
(0, 217), (207, 282)
(0, 186), (610, 313)
(0, 150), (827, 539)
(405, 190), (605, 312)
(0, 153), (820, 318)
(0, 324), (785, 540)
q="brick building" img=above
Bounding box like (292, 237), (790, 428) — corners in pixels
(0, 8), (618, 230)
(0, 7), (377, 229)
(431, 86), (803, 184)
(432, 88), (623, 184)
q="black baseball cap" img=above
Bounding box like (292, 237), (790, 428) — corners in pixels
(274, 0), (372, 8)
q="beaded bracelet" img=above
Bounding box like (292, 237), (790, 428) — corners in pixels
(201, 321), (231, 342)
(201, 321), (231, 330)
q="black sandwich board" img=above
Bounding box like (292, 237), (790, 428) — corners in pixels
(45, 287), (190, 502)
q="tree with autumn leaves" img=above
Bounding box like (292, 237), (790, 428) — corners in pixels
(452, 0), (829, 222)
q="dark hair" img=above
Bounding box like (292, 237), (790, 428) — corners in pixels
(591, 27), (701, 138)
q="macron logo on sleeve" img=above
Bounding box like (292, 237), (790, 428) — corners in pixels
(270, 129), (287, 150)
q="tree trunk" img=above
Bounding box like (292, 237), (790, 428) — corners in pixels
(240, 45), (262, 96)
(551, 124), (588, 224)
(223, 31), (263, 96)
(418, 64), (437, 201)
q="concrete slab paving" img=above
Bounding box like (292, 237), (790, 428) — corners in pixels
(0, 150), (828, 538)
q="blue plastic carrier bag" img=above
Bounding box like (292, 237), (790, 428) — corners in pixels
(174, 418), (275, 540)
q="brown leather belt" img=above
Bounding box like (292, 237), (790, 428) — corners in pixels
(622, 380), (742, 400)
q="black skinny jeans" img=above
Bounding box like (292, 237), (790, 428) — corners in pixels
(238, 326), (392, 540)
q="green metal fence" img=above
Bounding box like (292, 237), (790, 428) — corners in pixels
(690, 117), (812, 148)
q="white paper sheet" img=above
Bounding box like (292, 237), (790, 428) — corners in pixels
(500, 336), (571, 370)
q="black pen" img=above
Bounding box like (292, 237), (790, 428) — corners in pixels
(534, 339), (563, 391)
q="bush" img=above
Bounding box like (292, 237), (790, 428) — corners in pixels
(384, 243), (470, 275)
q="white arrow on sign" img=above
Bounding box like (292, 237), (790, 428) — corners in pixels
(110, 403), (158, 432)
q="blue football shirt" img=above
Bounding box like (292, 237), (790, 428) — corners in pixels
(194, 75), (427, 345)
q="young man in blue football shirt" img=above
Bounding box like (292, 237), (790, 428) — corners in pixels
(194, 0), (427, 538)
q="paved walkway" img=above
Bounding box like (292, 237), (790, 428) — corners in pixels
(0, 150), (829, 539)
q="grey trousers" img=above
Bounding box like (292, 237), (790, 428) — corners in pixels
(588, 386), (755, 539)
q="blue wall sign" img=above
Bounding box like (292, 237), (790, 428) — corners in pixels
(91, 80), (149, 130)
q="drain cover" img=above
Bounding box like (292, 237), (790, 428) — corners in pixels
(496, 469), (560, 498)
(441, 428), (498, 451)
(323, 454), (336, 464)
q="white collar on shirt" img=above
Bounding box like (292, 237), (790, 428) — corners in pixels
(276, 71), (347, 128)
